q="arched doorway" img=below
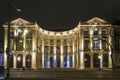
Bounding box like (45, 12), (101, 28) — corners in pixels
(93, 53), (100, 68)
(44, 55), (48, 68)
(26, 54), (32, 68)
(84, 54), (90, 68)
(50, 56), (54, 68)
(10, 55), (14, 68)
(103, 54), (108, 67)
(63, 56), (67, 68)
(17, 54), (23, 68)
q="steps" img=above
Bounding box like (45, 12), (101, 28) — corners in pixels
(5, 69), (120, 80)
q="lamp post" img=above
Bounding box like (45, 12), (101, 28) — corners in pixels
(6, 2), (11, 78)
(6, 1), (22, 78)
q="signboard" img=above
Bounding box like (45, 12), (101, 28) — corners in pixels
(0, 54), (4, 66)
(0, 54), (4, 80)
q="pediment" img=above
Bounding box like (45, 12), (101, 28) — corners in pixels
(86, 17), (109, 24)
(10, 18), (34, 26)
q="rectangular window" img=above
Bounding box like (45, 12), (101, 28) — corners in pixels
(44, 46), (49, 54)
(56, 46), (60, 54)
(84, 31), (89, 35)
(16, 37), (23, 51)
(84, 40), (89, 50)
(93, 31), (98, 35)
(50, 46), (53, 53)
(26, 38), (32, 50)
(64, 46), (67, 54)
(93, 38), (99, 50)
(116, 39), (120, 51)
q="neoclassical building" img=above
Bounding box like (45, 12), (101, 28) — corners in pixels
(3, 17), (114, 69)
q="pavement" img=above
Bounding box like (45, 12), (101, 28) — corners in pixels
(4, 68), (120, 80)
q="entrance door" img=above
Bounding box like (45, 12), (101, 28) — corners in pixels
(50, 56), (54, 68)
(93, 54), (100, 68)
(17, 54), (23, 68)
(57, 60), (60, 67)
(69, 55), (72, 68)
(84, 54), (90, 68)
(44, 56), (48, 68)
(64, 56), (67, 67)
(26, 54), (31, 68)
(103, 54), (108, 67)
(10, 55), (13, 68)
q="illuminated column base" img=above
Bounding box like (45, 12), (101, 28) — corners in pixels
(100, 54), (103, 68)
(67, 55), (70, 68)
(13, 55), (16, 68)
(60, 55), (63, 68)
(108, 51), (112, 68)
(32, 52), (37, 69)
(54, 55), (56, 68)
(42, 55), (44, 68)
(90, 54), (93, 68)
(80, 51), (84, 69)
(4, 53), (7, 69)
(23, 55), (25, 67)
(72, 54), (75, 68)
(47, 61), (50, 68)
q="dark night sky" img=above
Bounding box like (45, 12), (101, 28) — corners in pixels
(0, 0), (120, 41)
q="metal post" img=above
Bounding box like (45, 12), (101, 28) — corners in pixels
(6, 2), (11, 78)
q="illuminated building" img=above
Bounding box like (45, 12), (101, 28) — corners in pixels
(3, 17), (114, 69)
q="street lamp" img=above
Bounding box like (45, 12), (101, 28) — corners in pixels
(6, 1), (22, 78)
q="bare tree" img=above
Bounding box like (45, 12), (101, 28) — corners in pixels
(99, 27), (116, 70)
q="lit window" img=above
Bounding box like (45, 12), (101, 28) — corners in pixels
(93, 38), (99, 50)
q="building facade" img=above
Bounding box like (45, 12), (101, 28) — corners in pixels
(3, 17), (115, 69)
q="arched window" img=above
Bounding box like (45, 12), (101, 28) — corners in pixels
(17, 54), (23, 68)
(93, 54), (100, 68)
(84, 54), (90, 68)
(103, 54), (108, 67)
(10, 55), (14, 68)
(25, 54), (31, 68)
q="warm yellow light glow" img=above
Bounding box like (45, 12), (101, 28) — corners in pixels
(23, 29), (28, 36)
(63, 31), (67, 35)
(98, 55), (101, 59)
(17, 57), (21, 61)
(94, 28), (97, 31)
(90, 29), (93, 35)
(49, 31), (54, 35)
(44, 30), (48, 34)
(56, 33), (61, 35)
(69, 30), (73, 34)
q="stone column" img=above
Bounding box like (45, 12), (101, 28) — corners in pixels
(108, 51), (112, 68)
(54, 40), (57, 68)
(32, 52), (36, 69)
(31, 30), (37, 69)
(13, 55), (16, 68)
(23, 36), (26, 50)
(80, 51), (84, 69)
(60, 40), (63, 68)
(23, 55), (26, 67)
(100, 54), (103, 68)
(72, 39), (75, 68)
(90, 54), (93, 68)
(67, 41), (70, 68)
(79, 30), (84, 69)
(42, 38), (44, 68)
(108, 30), (112, 68)
(48, 41), (50, 68)
(76, 36), (79, 68)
